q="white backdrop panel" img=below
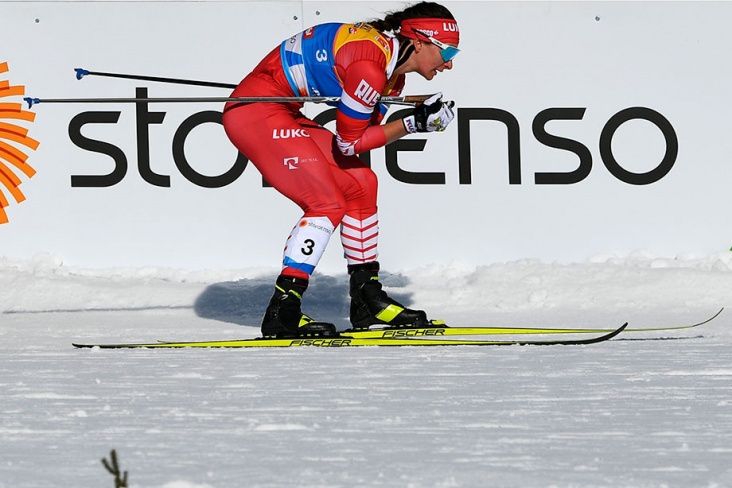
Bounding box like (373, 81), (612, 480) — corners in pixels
(0, 1), (729, 270)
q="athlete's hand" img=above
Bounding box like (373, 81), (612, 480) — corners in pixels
(402, 93), (455, 133)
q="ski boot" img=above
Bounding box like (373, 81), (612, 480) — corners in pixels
(261, 276), (337, 338)
(348, 262), (434, 330)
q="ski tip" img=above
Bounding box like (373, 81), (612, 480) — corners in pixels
(688, 307), (724, 327)
(598, 322), (628, 343)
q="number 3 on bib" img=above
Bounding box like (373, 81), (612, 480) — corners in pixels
(282, 217), (335, 274)
(301, 239), (316, 256)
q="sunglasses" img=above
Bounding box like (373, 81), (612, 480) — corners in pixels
(413, 29), (460, 63)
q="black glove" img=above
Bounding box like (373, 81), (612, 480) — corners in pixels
(402, 93), (456, 133)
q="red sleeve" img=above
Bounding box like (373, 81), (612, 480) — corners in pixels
(371, 74), (405, 125)
(333, 41), (390, 156)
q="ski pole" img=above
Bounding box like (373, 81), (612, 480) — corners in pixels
(23, 94), (431, 109)
(74, 68), (237, 89)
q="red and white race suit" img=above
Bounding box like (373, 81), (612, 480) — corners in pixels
(223, 23), (405, 278)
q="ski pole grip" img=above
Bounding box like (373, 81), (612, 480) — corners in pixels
(75, 68), (89, 80)
(403, 94), (434, 106)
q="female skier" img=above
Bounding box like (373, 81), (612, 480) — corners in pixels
(222, 2), (460, 337)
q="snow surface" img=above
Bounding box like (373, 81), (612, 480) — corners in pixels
(2, 251), (732, 488)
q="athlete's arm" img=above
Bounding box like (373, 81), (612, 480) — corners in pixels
(381, 116), (409, 144)
(333, 41), (410, 156)
(368, 75), (407, 145)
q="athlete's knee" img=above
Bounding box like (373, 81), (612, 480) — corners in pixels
(306, 195), (348, 228)
(352, 166), (378, 198)
(365, 168), (379, 195)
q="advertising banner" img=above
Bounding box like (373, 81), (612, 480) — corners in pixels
(1, 1), (730, 271)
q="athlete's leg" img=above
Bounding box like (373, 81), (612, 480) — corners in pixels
(300, 119), (431, 329)
(299, 118), (380, 265)
(223, 95), (345, 336)
(224, 103), (348, 280)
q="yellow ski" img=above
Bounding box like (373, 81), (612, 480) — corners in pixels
(345, 308), (722, 338)
(73, 323), (627, 349)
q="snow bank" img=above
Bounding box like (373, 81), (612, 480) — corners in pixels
(2, 251), (731, 325)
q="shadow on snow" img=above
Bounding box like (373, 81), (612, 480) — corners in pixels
(192, 270), (416, 330)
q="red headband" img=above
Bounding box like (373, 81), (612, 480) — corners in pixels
(399, 18), (460, 45)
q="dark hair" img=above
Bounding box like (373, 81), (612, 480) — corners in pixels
(369, 2), (455, 36)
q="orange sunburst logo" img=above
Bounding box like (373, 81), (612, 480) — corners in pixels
(0, 61), (39, 224)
